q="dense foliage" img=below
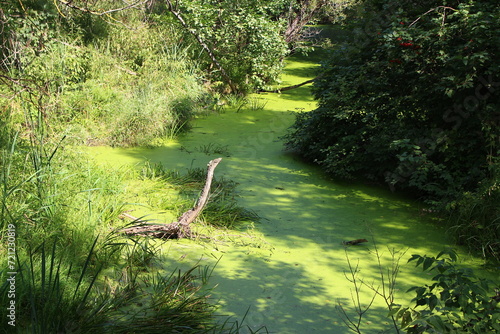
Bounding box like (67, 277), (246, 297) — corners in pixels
(285, 0), (500, 259)
(158, 0), (289, 93)
(1, 0), (210, 147)
(397, 250), (500, 333)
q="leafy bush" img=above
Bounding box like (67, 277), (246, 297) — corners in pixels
(160, 0), (289, 93)
(340, 247), (499, 333)
(396, 250), (500, 333)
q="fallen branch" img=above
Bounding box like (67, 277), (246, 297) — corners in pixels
(120, 158), (223, 239)
(259, 74), (323, 93)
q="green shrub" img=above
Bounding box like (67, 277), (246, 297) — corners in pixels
(287, 0), (499, 198)
(396, 250), (500, 333)
(160, 0), (289, 93)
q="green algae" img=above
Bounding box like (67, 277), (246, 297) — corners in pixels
(87, 55), (495, 333)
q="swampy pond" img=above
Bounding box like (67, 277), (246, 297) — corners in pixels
(89, 54), (493, 333)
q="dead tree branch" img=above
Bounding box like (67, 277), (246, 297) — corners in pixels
(120, 158), (223, 239)
(284, 0), (328, 44)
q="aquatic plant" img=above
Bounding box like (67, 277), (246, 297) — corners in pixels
(196, 143), (231, 157)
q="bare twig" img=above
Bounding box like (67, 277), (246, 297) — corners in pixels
(408, 6), (457, 28)
(0, 74), (32, 92)
(337, 249), (377, 333)
(339, 237), (407, 333)
(364, 241), (407, 334)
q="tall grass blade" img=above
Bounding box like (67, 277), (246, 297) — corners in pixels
(73, 235), (99, 302)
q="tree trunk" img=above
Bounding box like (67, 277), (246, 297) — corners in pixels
(284, 0), (327, 44)
(120, 158), (223, 239)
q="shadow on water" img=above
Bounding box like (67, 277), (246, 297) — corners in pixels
(88, 52), (490, 333)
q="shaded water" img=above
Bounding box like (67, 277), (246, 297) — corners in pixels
(89, 55), (489, 333)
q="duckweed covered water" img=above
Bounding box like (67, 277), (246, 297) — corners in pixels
(88, 55), (492, 333)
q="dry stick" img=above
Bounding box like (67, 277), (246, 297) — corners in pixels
(408, 6), (457, 28)
(120, 158), (223, 239)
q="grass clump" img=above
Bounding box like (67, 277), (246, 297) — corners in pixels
(36, 31), (209, 147)
(1, 235), (225, 333)
(195, 143), (231, 157)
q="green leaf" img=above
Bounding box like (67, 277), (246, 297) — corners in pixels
(427, 315), (449, 332)
(423, 257), (434, 271)
(416, 297), (427, 306)
(400, 310), (414, 329)
(428, 295), (438, 311)
(388, 304), (402, 317)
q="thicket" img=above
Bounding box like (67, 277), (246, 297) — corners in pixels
(155, 0), (289, 94)
(285, 0), (500, 261)
(1, 0), (209, 147)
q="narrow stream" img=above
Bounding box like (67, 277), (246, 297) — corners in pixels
(89, 55), (489, 333)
